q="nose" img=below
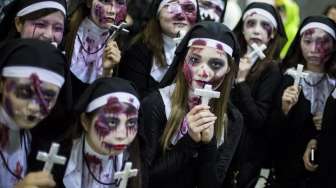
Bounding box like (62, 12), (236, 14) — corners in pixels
(27, 100), (41, 114)
(114, 125), (127, 140)
(198, 64), (211, 79)
(41, 26), (53, 42)
(106, 3), (117, 16)
(252, 23), (263, 35)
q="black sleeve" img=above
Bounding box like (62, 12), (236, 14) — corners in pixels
(118, 43), (152, 99)
(233, 64), (282, 129)
(140, 91), (201, 185)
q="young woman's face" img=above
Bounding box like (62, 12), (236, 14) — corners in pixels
(183, 45), (230, 92)
(17, 11), (65, 45)
(159, 0), (197, 37)
(243, 13), (275, 47)
(300, 28), (334, 66)
(199, 0), (224, 22)
(1, 77), (60, 129)
(84, 97), (138, 156)
(90, 0), (127, 29)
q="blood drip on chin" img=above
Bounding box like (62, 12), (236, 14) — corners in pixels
(94, 117), (114, 139)
(30, 74), (49, 115)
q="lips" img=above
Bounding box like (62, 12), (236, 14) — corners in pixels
(194, 80), (208, 88)
(103, 17), (115, 24)
(249, 38), (263, 44)
(103, 142), (126, 151)
(173, 22), (187, 28)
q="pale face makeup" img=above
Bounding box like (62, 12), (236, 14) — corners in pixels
(90, 0), (127, 29)
(243, 13), (275, 47)
(300, 28), (334, 67)
(17, 11), (65, 44)
(1, 77), (61, 129)
(159, 0), (197, 37)
(199, 0), (224, 22)
(183, 45), (229, 106)
(84, 97), (138, 156)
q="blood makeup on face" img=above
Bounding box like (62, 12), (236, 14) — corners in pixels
(243, 13), (274, 45)
(93, 0), (127, 26)
(93, 97), (138, 143)
(301, 28), (334, 64)
(166, 0), (197, 24)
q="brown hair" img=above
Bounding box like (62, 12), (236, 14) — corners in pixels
(160, 55), (237, 151)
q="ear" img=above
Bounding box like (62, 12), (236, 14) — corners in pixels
(270, 29), (276, 40)
(14, 17), (23, 33)
(80, 113), (90, 132)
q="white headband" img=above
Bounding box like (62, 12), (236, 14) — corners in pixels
(209, 0), (225, 10)
(2, 66), (64, 87)
(16, 1), (66, 17)
(157, 0), (197, 14)
(300, 22), (336, 39)
(243, 8), (277, 29)
(86, 92), (140, 113)
(188, 38), (233, 57)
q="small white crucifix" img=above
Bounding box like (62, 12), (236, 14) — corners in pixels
(109, 22), (130, 40)
(247, 43), (267, 60)
(174, 29), (188, 45)
(287, 64), (309, 87)
(114, 162), (138, 188)
(194, 84), (221, 105)
(36, 143), (66, 172)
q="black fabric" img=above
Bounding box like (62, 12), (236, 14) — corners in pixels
(0, 38), (66, 76)
(281, 16), (336, 72)
(74, 77), (139, 114)
(118, 42), (159, 99)
(160, 21), (240, 88)
(311, 95), (336, 188)
(226, 63), (282, 188)
(269, 75), (318, 188)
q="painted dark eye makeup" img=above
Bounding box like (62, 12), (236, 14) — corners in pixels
(181, 3), (196, 13)
(14, 84), (34, 99)
(126, 117), (138, 128)
(99, 0), (113, 4)
(208, 58), (225, 70)
(188, 54), (201, 65)
(116, 0), (126, 5)
(246, 19), (256, 28)
(33, 21), (47, 28)
(105, 116), (120, 128)
(41, 89), (57, 102)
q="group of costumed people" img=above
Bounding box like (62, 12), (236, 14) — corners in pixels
(0, 0), (335, 188)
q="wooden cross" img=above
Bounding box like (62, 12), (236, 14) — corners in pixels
(287, 64), (309, 87)
(194, 84), (221, 105)
(248, 43), (267, 60)
(36, 143), (66, 172)
(114, 162), (138, 188)
(109, 22), (129, 40)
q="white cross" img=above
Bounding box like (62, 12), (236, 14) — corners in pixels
(248, 43), (267, 60)
(287, 64), (309, 87)
(174, 29), (187, 45)
(109, 22), (130, 40)
(114, 162), (138, 188)
(332, 88), (336, 99)
(36, 143), (66, 172)
(194, 84), (221, 105)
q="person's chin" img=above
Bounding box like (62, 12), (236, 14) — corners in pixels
(16, 119), (38, 129)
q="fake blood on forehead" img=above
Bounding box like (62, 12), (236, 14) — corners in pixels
(30, 74), (49, 115)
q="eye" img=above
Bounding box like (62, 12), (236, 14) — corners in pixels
(33, 21), (47, 28)
(99, 0), (112, 4)
(200, 1), (212, 8)
(15, 85), (34, 99)
(42, 90), (56, 102)
(303, 38), (312, 45)
(246, 20), (256, 28)
(182, 3), (196, 13)
(188, 55), (200, 65)
(53, 25), (64, 33)
(116, 0), (126, 5)
(261, 22), (272, 32)
(106, 117), (119, 127)
(208, 59), (225, 70)
(126, 118), (138, 128)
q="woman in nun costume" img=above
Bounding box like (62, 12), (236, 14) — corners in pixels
(0, 39), (67, 188)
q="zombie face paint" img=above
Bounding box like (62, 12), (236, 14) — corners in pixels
(300, 28), (334, 66)
(199, 0), (224, 22)
(243, 13), (275, 47)
(84, 97), (138, 156)
(0, 77), (60, 129)
(90, 0), (127, 29)
(159, 0), (197, 37)
(183, 45), (229, 92)
(19, 11), (65, 45)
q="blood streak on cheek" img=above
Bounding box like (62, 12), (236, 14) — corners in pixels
(183, 62), (193, 85)
(94, 3), (106, 24)
(115, 5), (127, 25)
(94, 116), (113, 139)
(186, 11), (197, 24)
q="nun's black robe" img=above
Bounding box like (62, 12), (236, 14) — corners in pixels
(141, 90), (244, 188)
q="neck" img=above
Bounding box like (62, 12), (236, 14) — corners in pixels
(306, 62), (325, 73)
(84, 135), (110, 160)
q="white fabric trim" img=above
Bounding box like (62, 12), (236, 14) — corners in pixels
(243, 8), (277, 29)
(2, 66), (64, 87)
(157, 0), (197, 14)
(188, 38), (233, 57)
(211, 0), (225, 10)
(300, 22), (336, 39)
(16, 1), (66, 17)
(332, 88), (336, 99)
(86, 92), (140, 112)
